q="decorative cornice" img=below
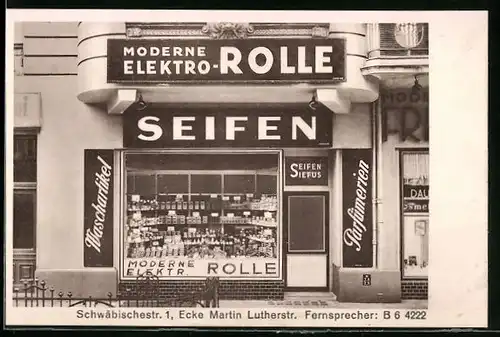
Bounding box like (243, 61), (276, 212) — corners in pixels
(125, 22), (330, 39)
(201, 22), (254, 39)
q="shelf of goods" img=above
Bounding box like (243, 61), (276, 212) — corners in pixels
(125, 193), (278, 260)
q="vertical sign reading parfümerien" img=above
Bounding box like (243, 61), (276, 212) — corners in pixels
(84, 149), (114, 267)
(342, 149), (373, 267)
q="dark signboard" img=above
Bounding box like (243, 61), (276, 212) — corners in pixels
(403, 199), (429, 213)
(403, 185), (428, 199)
(123, 106), (333, 148)
(285, 156), (328, 186)
(402, 185), (429, 213)
(84, 149), (114, 267)
(342, 149), (373, 268)
(107, 38), (345, 83)
(380, 88), (429, 143)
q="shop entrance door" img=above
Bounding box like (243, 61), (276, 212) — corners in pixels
(283, 192), (329, 291)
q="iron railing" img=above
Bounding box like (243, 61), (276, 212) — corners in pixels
(13, 273), (220, 308)
(367, 23), (429, 58)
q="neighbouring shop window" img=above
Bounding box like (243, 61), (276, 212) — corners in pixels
(123, 152), (280, 279)
(401, 151), (429, 278)
(13, 134), (37, 250)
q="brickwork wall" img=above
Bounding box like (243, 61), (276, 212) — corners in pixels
(401, 280), (428, 300)
(119, 280), (285, 300)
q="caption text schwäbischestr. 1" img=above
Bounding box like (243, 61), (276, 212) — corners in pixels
(76, 309), (385, 321)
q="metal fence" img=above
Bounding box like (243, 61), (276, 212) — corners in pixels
(13, 273), (220, 308)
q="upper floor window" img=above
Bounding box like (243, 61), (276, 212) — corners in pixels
(14, 134), (37, 183)
(14, 43), (23, 76)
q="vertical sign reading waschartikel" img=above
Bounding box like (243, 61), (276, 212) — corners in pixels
(84, 149), (114, 267)
(342, 149), (373, 267)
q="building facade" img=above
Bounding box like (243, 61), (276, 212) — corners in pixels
(12, 21), (429, 302)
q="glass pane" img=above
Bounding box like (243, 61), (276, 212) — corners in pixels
(157, 174), (189, 194)
(257, 174), (277, 195)
(288, 195), (325, 251)
(133, 174), (156, 197)
(402, 216), (429, 277)
(123, 152), (280, 279)
(13, 191), (35, 249)
(224, 174), (255, 194)
(14, 135), (37, 182)
(191, 174), (221, 194)
(126, 153), (278, 171)
(402, 151), (429, 278)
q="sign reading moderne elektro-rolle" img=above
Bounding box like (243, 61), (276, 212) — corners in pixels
(124, 106), (333, 148)
(342, 149), (373, 268)
(107, 38), (345, 83)
(84, 149), (114, 267)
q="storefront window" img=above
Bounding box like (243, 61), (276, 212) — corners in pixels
(123, 152), (281, 279)
(14, 135), (37, 182)
(401, 151), (429, 278)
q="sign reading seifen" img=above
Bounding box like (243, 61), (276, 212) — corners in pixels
(342, 149), (373, 268)
(84, 149), (114, 267)
(107, 39), (345, 83)
(123, 106), (333, 148)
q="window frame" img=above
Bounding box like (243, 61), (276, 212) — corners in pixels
(119, 149), (283, 281)
(399, 148), (429, 280)
(13, 132), (37, 252)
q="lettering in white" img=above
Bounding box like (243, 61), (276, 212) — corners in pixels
(280, 46), (296, 74)
(173, 117), (196, 140)
(220, 47), (243, 74)
(123, 47), (134, 56)
(315, 46), (333, 73)
(138, 116), (163, 141)
(85, 154), (112, 255)
(343, 160), (370, 253)
(226, 117), (248, 140)
(292, 116), (316, 140)
(290, 163), (299, 178)
(248, 47), (273, 75)
(258, 116), (281, 140)
(123, 60), (133, 74)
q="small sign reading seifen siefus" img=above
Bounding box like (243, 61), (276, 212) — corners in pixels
(84, 149), (114, 268)
(285, 157), (328, 186)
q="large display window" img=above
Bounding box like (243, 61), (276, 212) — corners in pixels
(121, 151), (281, 279)
(401, 150), (429, 278)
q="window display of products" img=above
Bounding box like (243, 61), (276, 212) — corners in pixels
(124, 169), (279, 261)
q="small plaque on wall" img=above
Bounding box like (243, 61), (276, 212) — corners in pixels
(285, 157), (328, 186)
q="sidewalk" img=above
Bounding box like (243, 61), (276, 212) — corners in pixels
(219, 300), (427, 309)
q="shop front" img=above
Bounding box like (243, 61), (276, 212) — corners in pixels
(82, 101), (375, 300)
(380, 85), (429, 299)
(111, 104), (336, 299)
(28, 22), (406, 302)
